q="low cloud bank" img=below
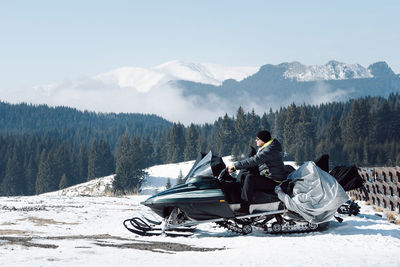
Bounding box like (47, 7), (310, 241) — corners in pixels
(1, 77), (233, 124)
(1, 77), (352, 124)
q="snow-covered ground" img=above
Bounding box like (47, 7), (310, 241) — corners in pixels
(1, 159), (399, 266)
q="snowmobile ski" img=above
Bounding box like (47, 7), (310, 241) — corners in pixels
(123, 217), (195, 237)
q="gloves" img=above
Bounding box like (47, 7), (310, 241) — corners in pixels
(274, 185), (282, 194)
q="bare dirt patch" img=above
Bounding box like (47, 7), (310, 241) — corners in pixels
(18, 217), (79, 226)
(1, 221), (17, 226)
(0, 233), (224, 253)
(0, 236), (58, 249)
(0, 229), (32, 235)
(93, 240), (223, 253)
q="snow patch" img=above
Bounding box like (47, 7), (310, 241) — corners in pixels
(0, 196), (399, 266)
(283, 61), (373, 81)
(42, 175), (115, 197)
(94, 60), (258, 92)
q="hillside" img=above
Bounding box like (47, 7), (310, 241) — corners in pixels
(42, 157), (227, 197)
(0, 101), (171, 134)
(0, 101), (172, 151)
(42, 160), (196, 197)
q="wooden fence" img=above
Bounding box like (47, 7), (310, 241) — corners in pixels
(350, 167), (400, 213)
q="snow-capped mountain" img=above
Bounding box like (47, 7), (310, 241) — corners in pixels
(282, 61), (373, 81)
(94, 60), (259, 92)
(93, 60), (378, 93)
(8, 60), (399, 124)
(177, 61), (400, 117)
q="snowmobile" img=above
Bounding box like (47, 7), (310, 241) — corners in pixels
(123, 151), (348, 237)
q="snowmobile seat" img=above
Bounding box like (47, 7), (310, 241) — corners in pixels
(252, 191), (280, 204)
(224, 187), (283, 214)
(248, 192), (282, 214)
(229, 199), (282, 214)
(220, 180), (280, 204)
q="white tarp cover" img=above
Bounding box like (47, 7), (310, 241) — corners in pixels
(277, 161), (349, 223)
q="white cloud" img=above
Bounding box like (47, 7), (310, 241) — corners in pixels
(1, 75), (233, 125)
(309, 81), (353, 105)
(0, 61), (258, 125)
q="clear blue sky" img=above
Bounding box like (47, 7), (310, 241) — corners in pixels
(1, 0), (399, 90)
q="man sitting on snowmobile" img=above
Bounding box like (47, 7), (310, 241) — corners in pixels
(227, 130), (286, 215)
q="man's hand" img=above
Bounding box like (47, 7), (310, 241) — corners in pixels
(274, 185), (282, 194)
(227, 166), (236, 174)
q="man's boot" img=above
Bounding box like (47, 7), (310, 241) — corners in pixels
(235, 202), (250, 216)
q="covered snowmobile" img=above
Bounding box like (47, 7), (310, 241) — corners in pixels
(314, 154), (364, 216)
(123, 151), (349, 236)
(276, 161), (349, 223)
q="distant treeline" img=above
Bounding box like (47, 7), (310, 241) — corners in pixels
(0, 101), (172, 151)
(0, 93), (399, 196)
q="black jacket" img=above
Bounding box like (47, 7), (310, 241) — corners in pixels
(233, 139), (286, 182)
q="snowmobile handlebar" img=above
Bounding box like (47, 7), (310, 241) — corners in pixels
(217, 168), (235, 183)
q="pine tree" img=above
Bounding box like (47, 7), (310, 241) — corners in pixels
(140, 136), (155, 167)
(166, 123), (186, 163)
(0, 147), (25, 196)
(113, 135), (147, 194)
(166, 178), (171, 189)
(283, 104), (299, 159)
(176, 169), (184, 185)
(273, 108), (286, 143)
(294, 106), (315, 162)
(51, 144), (68, 188)
(36, 150), (56, 194)
(362, 139), (369, 166)
(88, 140), (115, 180)
(216, 114), (235, 156)
(67, 147), (79, 186)
(345, 99), (370, 143)
(184, 124), (199, 161)
(370, 100), (390, 142)
(247, 109), (260, 144)
(113, 133), (132, 193)
(396, 152), (400, 166)
(325, 116), (343, 166)
(234, 107), (248, 152)
(25, 156), (38, 195)
(231, 143), (242, 160)
(59, 173), (69, 190)
(260, 112), (271, 132)
(74, 145), (88, 184)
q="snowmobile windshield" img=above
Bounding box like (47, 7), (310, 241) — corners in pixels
(185, 151), (221, 184)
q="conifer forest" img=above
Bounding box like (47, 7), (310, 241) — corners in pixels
(1, 93), (399, 196)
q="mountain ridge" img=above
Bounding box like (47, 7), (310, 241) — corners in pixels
(176, 60), (400, 111)
(4, 60), (399, 124)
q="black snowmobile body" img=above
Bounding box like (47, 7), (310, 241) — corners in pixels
(142, 151), (284, 219)
(143, 179), (235, 220)
(124, 151), (321, 236)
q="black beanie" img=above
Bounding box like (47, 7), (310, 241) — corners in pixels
(257, 130), (271, 142)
